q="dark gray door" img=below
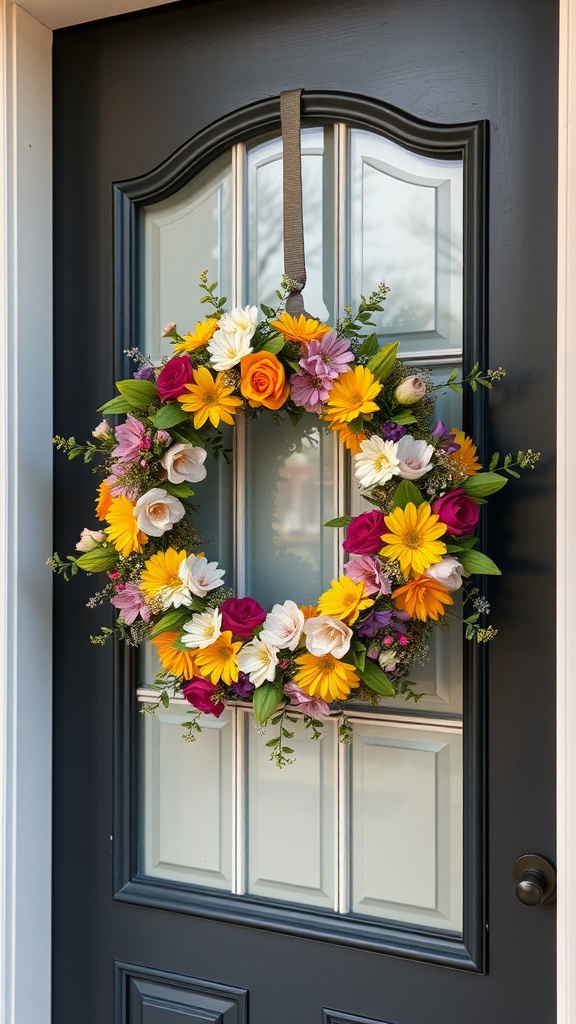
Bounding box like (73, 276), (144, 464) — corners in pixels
(52, 2), (557, 1022)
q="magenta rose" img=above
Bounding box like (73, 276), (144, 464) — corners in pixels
(432, 488), (480, 537)
(220, 596), (267, 638)
(157, 355), (193, 402)
(342, 510), (386, 555)
(181, 677), (225, 718)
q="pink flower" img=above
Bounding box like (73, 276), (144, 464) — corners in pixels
(112, 415), (147, 461)
(283, 682), (331, 717)
(162, 322), (176, 337)
(106, 462), (139, 501)
(220, 597), (267, 638)
(157, 355), (193, 402)
(290, 370), (333, 414)
(300, 331), (353, 380)
(110, 582), (151, 625)
(432, 488), (480, 537)
(181, 677), (225, 718)
(342, 510), (386, 555)
(343, 554), (391, 596)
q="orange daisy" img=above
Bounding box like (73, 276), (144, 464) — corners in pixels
(447, 429), (482, 478)
(151, 630), (198, 680)
(95, 480), (113, 521)
(392, 576), (453, 622)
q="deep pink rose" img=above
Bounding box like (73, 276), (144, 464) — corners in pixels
(342, 510), (387, 555)
(157, 355), (193, 402)
(220, 596), (267, 638)
(181, 677), (225, 718)
(432, 488), (480, 537)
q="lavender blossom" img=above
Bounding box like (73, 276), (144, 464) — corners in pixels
(382, 421), (407, 442)
(431, 420), (460, 454)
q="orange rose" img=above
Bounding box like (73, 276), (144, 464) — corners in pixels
(240, 352), (290, 410)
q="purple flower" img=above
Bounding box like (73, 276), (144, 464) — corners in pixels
(229, 672), (255, 698)
(357, 608), (410, 639)
(382, 421), (407, 442)
(299, 331), (353, 380)
(431, 421), (460, 454)
(220, 597), (267, 638)
(110, 582), (150, 625)
(290, 370), (333, 414)
(182, 677), (225, 718)
(112, 415), (147, 460)
(343, 554), (391, 596)
(133, 364), (156, 381)
(283, 682), (331, 717)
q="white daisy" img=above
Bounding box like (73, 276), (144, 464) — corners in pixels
(354, 435), (400, 488)
(181, 608), (222, 649)
(237, 638), (279, 687)
(207, 305), (258, 370)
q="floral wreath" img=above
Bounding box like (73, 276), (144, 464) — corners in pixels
(51, 272), (539, 766)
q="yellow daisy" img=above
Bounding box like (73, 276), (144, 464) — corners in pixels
(324, 366), (382, 424)
(96, 480), (113, 521)
(177, 365), (242, 429)
(269, 312), (330, 344)
(151, 630), (198, 680)
(140, 548), (188, 607)
(194, 631), (242, 685)
(380, 501), (447, 577)
(105, 494), (147, 556)
(294, 652), (360, 702)
(174, 318), (219, 354)
(392, 576), (453, 622)
(317, 575), (374, 625)
(447, 429), (482, 478)
(330, 420), (368, 454)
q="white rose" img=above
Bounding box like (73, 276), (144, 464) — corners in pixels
(425, 556), (465, 591)
(75, 528), (106, 552)
(303, 615), (352, 659)
(237, 638), (279, 687)
(178, 553), (225, 597)
(133, 487), (185, 537)
(395, 434), (435, 480)
(161, 443), (207, 484)
(260, 600), (305, 652)
(207, 305), (258, 370)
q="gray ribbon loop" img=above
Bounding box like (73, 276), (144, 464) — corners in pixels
(280, 89), (308, 318)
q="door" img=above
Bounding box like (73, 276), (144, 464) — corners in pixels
(52, 2), (557, 1022)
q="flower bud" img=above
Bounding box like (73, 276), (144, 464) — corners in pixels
(75, 528), (106, 552)
(394, 375), (426, 405)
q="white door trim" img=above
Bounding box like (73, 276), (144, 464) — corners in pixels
(0, 2), (569, 1022)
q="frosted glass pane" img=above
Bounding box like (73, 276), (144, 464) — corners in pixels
(246, 129), (331, 320)
(350, 718), (462, 931)
(350, 129), (462, 356)
(141, 703), (233, 890)
(143, 154), (232, 362)
(246, 712), (335, 908)
(243, 413), (338, 608)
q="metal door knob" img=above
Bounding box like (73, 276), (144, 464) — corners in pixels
(513, 854), (556, 906)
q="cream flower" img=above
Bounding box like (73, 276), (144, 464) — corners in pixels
(395, 434), (435, 480)
(260, 600), (305, 652)
(75, 528), (106, 552)
(92, 420), (111, 439)
(303, 615), (353, 659)
(160, 443), (207, 484)
(424, 556), (465, 591)
(395, 375), (427, 404)
(178, 553), (225, 597)
(181, 608), (222, 649)
(354, 436), (400, 488)
(237, 637), (279, 687)
(207, 305), (258, 370)
(133, 488), (185, 537)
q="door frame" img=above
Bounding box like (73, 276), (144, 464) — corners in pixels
(0, 1), (572, 1021)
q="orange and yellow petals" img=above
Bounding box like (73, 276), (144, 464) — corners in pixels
(294, 652), (360, 702)
(140, 548), (187, 600)
(324, 366), (382, 424)
(392, 577), (453, 622)
(151, 630), (198, 680)
(177, 365), (242, 430)
(380, 501), (447, 578)
(300, 605), (319, 621)
(317, 575), (374, 625)
(174, 318), (219, 354)
(447, 430), (482, 478)
(240, 352), (290, 410)
(269, 312), (330, 344)
(105, 494), (147, 556)
(96, 480), (113, 521)
(330, 420), (368, 455)
(194, 631), (242, 685)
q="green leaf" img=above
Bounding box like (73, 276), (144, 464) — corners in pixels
(366, 341), (399, 382)
(347, 415), (366, 434)
(447, 368), (458, 383)
(357, 659), (395, 696)
(162, 481), (195, 499)
(324, 516), (353, 528)
(462, 472), (508, 498)
(392, 479), (424, 510)
(116, 378), (158, 408)
(489, 452), (500, 470)
(253, 683), (282, 725)
(261, 303), (276, 318)
(147, 608), (192, 639)
(445, 536), (479, 553)
(160, 690), (170, 708)
(153, 403), (189, 428)
(259, 335), (285, 355)
(357, 332), (379, 359)
(75, 545), (119, 573)
(97, 395), (134, 414)
(459, 549), (502, 575)
(352, 641), (367, 674)
(389, 410), (418, 425)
